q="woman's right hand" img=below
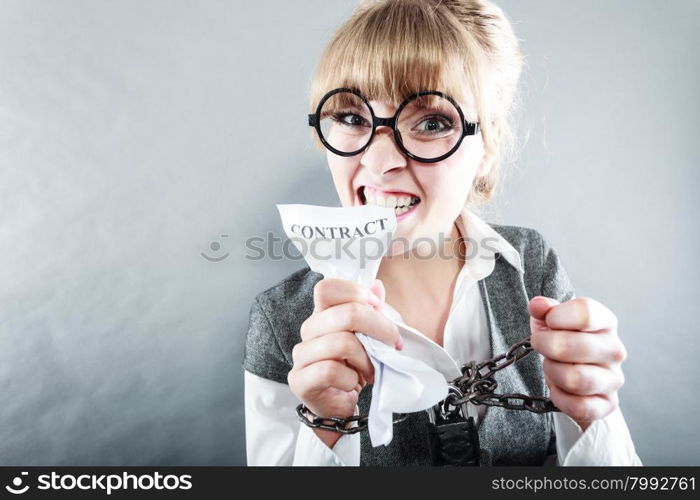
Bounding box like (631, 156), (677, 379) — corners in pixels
(287, 277), (402, 432)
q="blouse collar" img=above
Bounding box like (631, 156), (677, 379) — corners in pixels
(456, 207), (524, 275)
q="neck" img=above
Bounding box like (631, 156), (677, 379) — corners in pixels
(377, 222), (466, 304)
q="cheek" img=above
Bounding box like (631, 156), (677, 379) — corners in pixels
(447, 143), (484, 195)
(455, 138), (485, 176)
(421, 155), (480, 204)
(327, 154), (359, 204)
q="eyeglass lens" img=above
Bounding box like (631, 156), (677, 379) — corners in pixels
(318, 91), (463, 160)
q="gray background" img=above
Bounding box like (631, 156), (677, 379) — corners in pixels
(0, 0), (697, 466)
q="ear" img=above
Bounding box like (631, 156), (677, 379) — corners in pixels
(476, 150), (494, 178)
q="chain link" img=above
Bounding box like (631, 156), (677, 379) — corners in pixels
(295, 335), (559, 433)
(449, 337), (561, 413)
(296, 404), (409, 434)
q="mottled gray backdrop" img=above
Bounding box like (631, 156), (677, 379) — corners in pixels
(0, 0), (698, 465)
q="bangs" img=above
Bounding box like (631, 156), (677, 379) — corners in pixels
(310, 0), (478, 112)
(307, 0), (524, 208)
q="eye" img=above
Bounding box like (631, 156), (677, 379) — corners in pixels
(332, 112), (371, 128)
(414, 114), (454, 135)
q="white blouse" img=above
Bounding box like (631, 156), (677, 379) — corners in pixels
(245, 208), (643, 466)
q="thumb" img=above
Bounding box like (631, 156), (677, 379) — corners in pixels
(370, 279), (386, 306)
(528, 296), (559, 321)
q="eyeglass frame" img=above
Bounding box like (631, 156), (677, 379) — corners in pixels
(307, 87), (480, 164)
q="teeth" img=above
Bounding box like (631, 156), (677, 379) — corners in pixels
(362, 187), (420, 210)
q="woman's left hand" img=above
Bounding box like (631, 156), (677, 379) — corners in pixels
(528, 296), (627, 431)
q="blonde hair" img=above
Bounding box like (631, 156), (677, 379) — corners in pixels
(308, 0), (523, 209)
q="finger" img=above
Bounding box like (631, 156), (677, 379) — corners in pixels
(292, 332), (374, 384)
(529, 296), (559, 333)
(543, 296), (618, 333)
(531, 329), (627, 364)
(313, 277), (381, 313)
(371, 279), (386, 305)
(544, 372), (618, 425)
(291, 359), (360, 394)
(543, 358), (625, 396)
(301, 302), (401, 348)
(528, 296), (559, 323)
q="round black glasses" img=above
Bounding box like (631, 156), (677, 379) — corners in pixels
(308, 88), (480, 164)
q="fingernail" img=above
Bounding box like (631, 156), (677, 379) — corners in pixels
(395, 336), (404, 351)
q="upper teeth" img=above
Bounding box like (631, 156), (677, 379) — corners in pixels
(363, 188), (419, 214)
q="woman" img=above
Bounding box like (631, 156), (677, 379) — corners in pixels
(244, 0), (642, 466)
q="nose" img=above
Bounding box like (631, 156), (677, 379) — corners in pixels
(360, 126), (407, 176)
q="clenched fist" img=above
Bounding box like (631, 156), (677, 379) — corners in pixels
(528, 296), (627, 431)
(287, 277), (402, 448)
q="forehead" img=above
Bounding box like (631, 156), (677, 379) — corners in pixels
(310, 0), (489, 120)
(366, 90), (477, 119)
(316, 32), (474, 107)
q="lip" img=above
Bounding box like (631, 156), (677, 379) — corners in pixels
(360, 184), (420, 200)
(395, 201), (419, 222)
(355, 185), (421, 223)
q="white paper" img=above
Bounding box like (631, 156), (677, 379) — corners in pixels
(277, 204), (449, 446)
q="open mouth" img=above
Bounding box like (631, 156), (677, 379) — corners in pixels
(358, 185), (421, 217)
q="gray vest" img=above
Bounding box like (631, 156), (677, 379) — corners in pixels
(243, 223), (575, 466)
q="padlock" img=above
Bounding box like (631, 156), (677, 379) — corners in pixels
(425, 387), (481, 466)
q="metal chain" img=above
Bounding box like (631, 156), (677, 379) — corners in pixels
(295, 335), (559, 433)
(296, 404), (409, 435)
(449, 337), (561, 413)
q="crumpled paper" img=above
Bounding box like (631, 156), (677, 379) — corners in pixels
(277, 204), (448, 446)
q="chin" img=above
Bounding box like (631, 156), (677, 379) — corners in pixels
(385, 228), (418, 257)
